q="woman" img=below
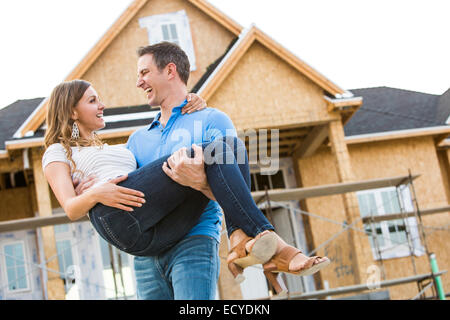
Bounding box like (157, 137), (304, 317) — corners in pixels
(43, 79), (330, 294)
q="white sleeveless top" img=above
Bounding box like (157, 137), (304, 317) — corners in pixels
(42, 143), (137, 187)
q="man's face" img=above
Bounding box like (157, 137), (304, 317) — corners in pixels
(136, 54), (168, 107)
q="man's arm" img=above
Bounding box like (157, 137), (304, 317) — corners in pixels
(162, 109), (236, 200)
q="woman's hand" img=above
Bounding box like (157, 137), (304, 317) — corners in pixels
(181, 93), (207, 114)
(88, 175), (146, 212)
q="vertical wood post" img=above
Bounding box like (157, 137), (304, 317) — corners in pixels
(328, 120), (368, 284)
(217, 222), (243, 300)
(31, 148), (66, 300)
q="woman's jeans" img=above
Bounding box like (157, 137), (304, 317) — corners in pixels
(89, 136), (274, 256)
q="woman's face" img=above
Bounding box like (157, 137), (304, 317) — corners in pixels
(72, 86), (106, 137)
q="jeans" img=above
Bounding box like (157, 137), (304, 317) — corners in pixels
(89, 136), (274, 256)
(134, 235), (220, 300)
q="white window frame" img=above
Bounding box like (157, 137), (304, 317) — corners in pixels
(357, 186), (424, 260)
(2, 240), (31, 293)
(139, 10), (197, 71)
(52, 214), (82, 298)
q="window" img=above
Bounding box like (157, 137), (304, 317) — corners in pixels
(3, 242), (30, 292)
(98, 236), (135, 299)
(161, 23), (179, 46)
(251, 169), (286, 192)
(139, 10), (197, 71)
(0, 171), (27, 189)
(56, 240), (74, 279)
(357, 186), (423, 260)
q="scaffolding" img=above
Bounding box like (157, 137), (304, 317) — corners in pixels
(0, 174), (448, 300)
(253, 172), (449, 300)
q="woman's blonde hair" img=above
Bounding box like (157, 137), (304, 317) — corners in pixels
(44, 80), (103, 176)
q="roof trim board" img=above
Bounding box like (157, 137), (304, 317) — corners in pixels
(5, 124), (450, 152)
(198, 25), (348, 101)
(5, 125), (147, 150)
(345, 125), (450, 145)
(13, 97), (48, 139)
(16, 0), (243, 138)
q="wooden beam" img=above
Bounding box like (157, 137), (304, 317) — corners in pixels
(325, 96), (363, 113)
(250, 174), (419, 204)
(31, 149), (65, 299)
(0, 155), (24, 173)
(262, 271), (447, 300)
(0, 175), (420, 233)
(292, 125), (329, 158)
(361, 205), (450, 224)
(328, 119), (364, 283)
(0, 213), (88, 233)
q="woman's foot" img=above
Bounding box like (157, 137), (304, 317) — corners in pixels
(226, 229), (278, 283)
(270, 234), (329, 273)
(227, 229), (273, 264)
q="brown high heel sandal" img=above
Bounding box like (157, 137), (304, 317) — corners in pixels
(227, 232), (278, 284)
(263, 246), (330, 294)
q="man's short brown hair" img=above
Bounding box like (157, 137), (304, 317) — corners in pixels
(137, 42), (190, 85)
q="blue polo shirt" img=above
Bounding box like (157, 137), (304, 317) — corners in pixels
(126, 100), (237, 242)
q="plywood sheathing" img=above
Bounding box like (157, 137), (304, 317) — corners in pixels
(298, 135), (450, 299)
(217, 222), (244, 299)
(349, 136), (450, 299)
(207, 41), (340, 131)
(31, 148), (65, 299)
(436, 149), (450, 203)
(0, 188), (34, 222)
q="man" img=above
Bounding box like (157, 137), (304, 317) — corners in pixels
(128, 42), (236, 299)
(75, 42), (236, 299)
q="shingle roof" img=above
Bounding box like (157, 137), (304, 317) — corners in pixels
(0, 98), (45, 150)
(344, 87), (449, 136)
(3, 87), (450, 150)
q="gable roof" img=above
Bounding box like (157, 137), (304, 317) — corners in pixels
(195, 25), (349, 101)
(344, 87), (449, 137)
(15, 0), (243, 139)
(0, 98), (44, 151)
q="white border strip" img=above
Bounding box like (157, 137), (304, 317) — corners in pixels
(345, 125), (450, 142)
(5, 125), (148, 149)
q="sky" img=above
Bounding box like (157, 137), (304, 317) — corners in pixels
(0, 0), (449, 110)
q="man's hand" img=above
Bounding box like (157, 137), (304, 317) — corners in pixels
(162, 144), (216, 200)
(73, 174), (99, 196)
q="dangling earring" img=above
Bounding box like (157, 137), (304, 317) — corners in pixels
(71, 121), (80, 140)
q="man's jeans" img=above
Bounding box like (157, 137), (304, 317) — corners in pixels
(134, 235), (220, 300)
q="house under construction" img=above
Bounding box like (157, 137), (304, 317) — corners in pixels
(0, 0), (448, 300)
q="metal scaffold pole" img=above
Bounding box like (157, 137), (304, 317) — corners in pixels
(408, 169), (439, 299)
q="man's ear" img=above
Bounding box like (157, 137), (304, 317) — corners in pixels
(166, 62), (177, 80)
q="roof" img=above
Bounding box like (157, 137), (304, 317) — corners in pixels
(15, 0), (244, 139)
(344, 86), (450, 136)
(0, 98), (44, 150)
(3, 104), (157, 148)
